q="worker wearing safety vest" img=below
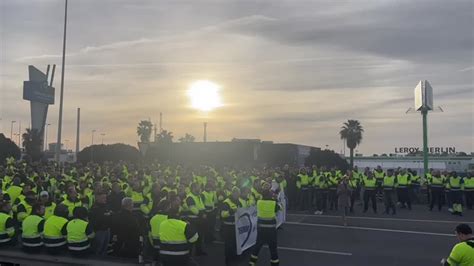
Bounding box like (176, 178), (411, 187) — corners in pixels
(296, 168), (310, 211)
(149, 199), (169, 261)
(183, 182), (206, 255)
(64, 206), (95, 254)
(40, 191), (57, 220)
(429, 170), (445, 211)
(0, 201), (15, 247)
(382, 169), (397, 215)
(448, 172), (463, 216)
(464, 172), (474, 210)
(221, 187), (242, 266)
(441, 224), (474, 266)
(43, 204), (69, 254)
(16, 190), (37, 225)
(396, 169), (412, 210)
(61, 186), (83, 219)
(159, 198), (199, 266)
(21, 203), (45, 252)
(201, 181), (217, 244)
(249, 182), (281, 266)
(363, 172), (377, 213)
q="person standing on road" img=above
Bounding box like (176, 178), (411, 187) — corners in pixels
(441, 224), (474, 266)
(362, 172), (377, 213)
(396, 169), (411, 210)
(464, 171), (474, 210)
(249, 182), (281, 266)
(337, 175), (352, 226)
(383, 169), (397, 215)
(88, 189), (112, 256)
(429, 170), (445, 211)
(448, 172), (463, 216)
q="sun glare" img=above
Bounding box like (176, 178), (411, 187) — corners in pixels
(187, 80), (222, 112)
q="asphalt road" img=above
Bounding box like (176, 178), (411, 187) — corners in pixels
(194, 204), (474, 266)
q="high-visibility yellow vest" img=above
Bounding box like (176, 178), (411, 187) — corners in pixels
(449, 177), (462, 191)
(374, 171), (385, 180)
(184, 193), (205, 217)
(61, 198), (82, 218)
(66, 219), (93, 251)
(430, 176), (444, 188)
(202, 191), (216, 210)
(44, 203), (57, 220)
(397, 174), (409, 187)
(257, 200), (277, 228)
(149, 213), (168, 248)
(221, 198), (238, 225)
(6, 185), (22, 203)
(22, 215), (44, 247)
(363, 177), (377, 189)
(297, 174), (309, 188)
(43, 215), (68, 247)
(0, 212), (14, 243)
(159, 218), (195, 256)
(464, 178), (474, 191)
(383, 176), (396, 189)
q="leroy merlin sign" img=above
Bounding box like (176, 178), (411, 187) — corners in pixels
(394, 147), (456, 154)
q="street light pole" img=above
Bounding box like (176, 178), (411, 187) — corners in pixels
(18, 121), (21, 147)
(101, 133), (106, 145)
(10, 121), (16, 139)
(56, 0), (68, 162)
(45, 123), (51, 151)
(91, 129), (96, 162)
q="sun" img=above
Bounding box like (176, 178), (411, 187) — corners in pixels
(187, 80), (222, 112)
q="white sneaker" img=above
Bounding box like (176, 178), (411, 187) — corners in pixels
(314, 211), (320, 215)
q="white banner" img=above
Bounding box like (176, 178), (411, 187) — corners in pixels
(276, 191), (286, 228)
(235, 206), (258, 255)
(234, 192), (287, 255)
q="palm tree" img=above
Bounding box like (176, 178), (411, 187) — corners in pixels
(137, 120), (153, 143)
(22, 128), (43, 161)
(156, 130), (174, 144)
(339, 120), (364, 168)
(178, 133), (195, 143)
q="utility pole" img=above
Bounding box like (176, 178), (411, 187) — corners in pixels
(203, 122), (207, 142)
(56, 0), (68, 162)
(75, 108), (80, 155)
(45, 123), (51, 151)
(10, 120), (16, 139)
(101, 133), (106, 145)
(91, 129), (96, 162)
(18, 121), (21, 147)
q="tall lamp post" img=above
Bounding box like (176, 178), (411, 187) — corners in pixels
(90, 129), (96, 162)
(10, 121), (16, 139)
(100, 133), (106, 145)
(55, 0), (68, 162)
(44, 123), (51, 151)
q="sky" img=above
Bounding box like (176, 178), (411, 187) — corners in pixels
(0, 0), (473, 155)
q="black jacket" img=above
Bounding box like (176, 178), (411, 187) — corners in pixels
(89, 202), (112, 231)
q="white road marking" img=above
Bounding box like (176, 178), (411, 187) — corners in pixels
(285, 221), (454, 237)
(213, 241), (352, 256)
(287, 213), (473, 224)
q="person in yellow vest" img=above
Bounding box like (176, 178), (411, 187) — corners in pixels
(373, 166), (385, 199)
(149, 198), (170, 263)
(159, 198), (199, 266)
(184, 182), (206, 256)
(396, 169), (412, 210)
(0, 200), (15, 247)
(64, 206), (95, 255)
(464, 171), (474, 210)
(249, 182), (281, 266)
(441, 224), (474, 266)
(61, 185), (83, 218)
(296, 168), (310, 211)
(448, 172), (463, 216)
(362, 172), (377, 213)
(126, 180), (145, 213)
(21, 203), (45, 252)
(382, 169), (397, 215)
(5, 177), (22, 204)
(16, 190), (37, 224)
(43, 204), (69, 254)
(201, 181), (217, 244)
(39, 191), (56, 220)
(429, 170), (445, 211)
(221, 187), (241, 266)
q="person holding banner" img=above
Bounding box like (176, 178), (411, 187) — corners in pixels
(221, 187), (242, 266)
(249, 182), (281, 266)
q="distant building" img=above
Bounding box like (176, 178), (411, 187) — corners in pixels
(352, 155), (474, 175)
(140, 139), (318, 167)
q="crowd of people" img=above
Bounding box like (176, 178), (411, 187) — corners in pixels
(288, 165), (474, 218)
(0, 157), (472, 265)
